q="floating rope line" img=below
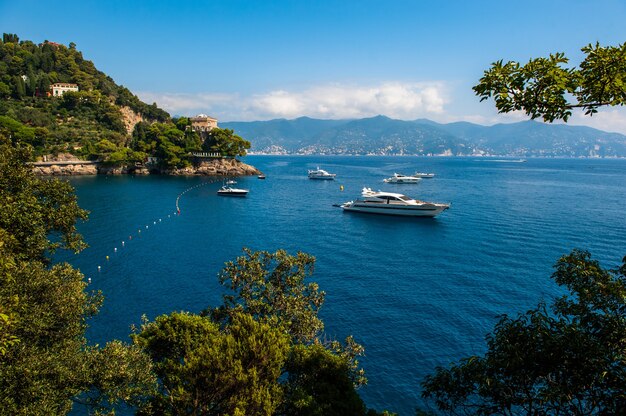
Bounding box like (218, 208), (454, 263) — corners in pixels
(96, 178), (222, 275)
(175, 178), (221, 214)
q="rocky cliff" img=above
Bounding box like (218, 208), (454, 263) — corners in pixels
(32, 156), (261, 177)
(166, 158), (261, 176)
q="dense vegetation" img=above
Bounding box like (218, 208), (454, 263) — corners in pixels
(0, 33), (250, 168)
(0, 135), (156, 415)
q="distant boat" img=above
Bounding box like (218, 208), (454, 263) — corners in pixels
(339, 187), (449, 217)
(413, 172), (435, 178)
(383, 173), (421, 183)
(225, 179), (237, 185)
(258, 174), (266, 179)
(308, 167), (336, 180)
(217, 185), (248, 197)
(482, 158), (527, 163)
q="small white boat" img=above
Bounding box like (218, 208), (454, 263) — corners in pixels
(339, 187), (449, 217)
(217, 186), (249, 196)
(308, 166), (336, 180)
(258, 174), (266, 179)
(414, 172), (435, 178)
(383, 173), (421, 183)
(225, 179), (237, 185)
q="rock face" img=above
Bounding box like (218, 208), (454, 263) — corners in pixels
(32, 157), (260, 177)
(119, 106), (145, 134)
(167, 158), (261, 176)
(32, 163), (99, 176)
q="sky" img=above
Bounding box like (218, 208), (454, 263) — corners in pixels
(2, 0), (626, 133)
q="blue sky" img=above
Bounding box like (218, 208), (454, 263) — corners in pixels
(2, 0), (626, 133)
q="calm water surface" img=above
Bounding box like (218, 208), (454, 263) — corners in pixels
(64, 156), (626, 415)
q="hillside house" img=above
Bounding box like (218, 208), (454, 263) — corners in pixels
(189, 114), (218, 132)
(50, 83), (79, 97)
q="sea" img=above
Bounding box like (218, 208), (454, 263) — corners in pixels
(62, 156), (626, 415)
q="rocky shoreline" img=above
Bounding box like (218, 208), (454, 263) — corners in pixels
(32, 156), (262, 177)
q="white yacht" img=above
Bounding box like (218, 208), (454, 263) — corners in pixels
(308, 167), (336, 180)
(340, 188), (449, 217)
(217, 185), (249, 197)
(383, 173), (421, 183)
(414, 172), (435, 178)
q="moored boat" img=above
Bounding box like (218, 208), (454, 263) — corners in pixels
(308, 166), (336, 180)
(414, 172), (435, 178)
(217, 185), (249, 196)
(383, 173), (421, 183)
(339, 187), (449, 217)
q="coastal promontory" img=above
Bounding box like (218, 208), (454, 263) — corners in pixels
(0, 34), (257, 175)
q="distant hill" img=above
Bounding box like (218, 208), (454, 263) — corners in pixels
(222, 116), (626, 157)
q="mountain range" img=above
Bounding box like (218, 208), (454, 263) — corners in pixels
(222, 116), (626, 157)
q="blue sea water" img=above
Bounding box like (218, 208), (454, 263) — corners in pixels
(63, 156), (626, 415)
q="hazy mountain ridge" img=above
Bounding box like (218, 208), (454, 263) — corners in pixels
(222, 116), (626, 157)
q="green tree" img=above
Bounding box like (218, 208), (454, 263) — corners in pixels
(422, 250), (626, 415)
(209, 248), (325, 343)
(134, 311), (289, 416)
(2, 33), (19, 44)
(0, 137), (156, 415)
(202, 128), (251, 157)
(207, 249), (372, 414)
(283, 343), (367, 416)
(139, 248), (375, 416)
(13, 75), (25, 98)
(473, 42), (626, 122)
(0, 81), (10, 98)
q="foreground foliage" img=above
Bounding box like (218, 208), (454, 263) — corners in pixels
(474, 42), (626, 122)
(136, 248), (382, 415)
(422, 250), (626, 415)
(0, 136), (156, 415)
(134, 312), (289, 416)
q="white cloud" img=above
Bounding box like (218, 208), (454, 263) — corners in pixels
(138, 85), (626, 136)
(137, 81), (449, 121)
(567, 108), (626, 135)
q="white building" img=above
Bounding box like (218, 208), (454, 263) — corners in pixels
(189, 114), (218, 132)
(50, 83), (79, 97)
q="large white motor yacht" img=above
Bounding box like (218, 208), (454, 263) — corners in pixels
(383, 173), (421, 183)
(308, 167), (336, 180)
(340, 188), (449, 217)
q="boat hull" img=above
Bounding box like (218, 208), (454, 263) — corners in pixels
(383, 178), (420, 183)
(341, 203), (448, 217)
(309, 175), (336, 180)
(217, 186), (249, 196)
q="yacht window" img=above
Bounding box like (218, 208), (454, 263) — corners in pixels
(398, 195), (412, 201)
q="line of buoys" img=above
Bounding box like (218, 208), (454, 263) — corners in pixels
(95, 179), (219, 275)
